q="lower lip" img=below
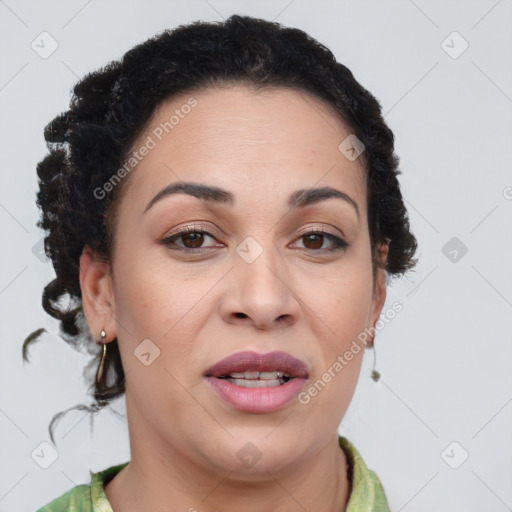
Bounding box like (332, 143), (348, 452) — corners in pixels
(205, 377), (307, 413)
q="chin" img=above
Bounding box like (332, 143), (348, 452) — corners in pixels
(206, 434), (300, 476)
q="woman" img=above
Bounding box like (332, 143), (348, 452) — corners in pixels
(26, 14), (417, 512)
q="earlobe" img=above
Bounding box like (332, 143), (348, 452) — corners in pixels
(79, 247), (117, 342)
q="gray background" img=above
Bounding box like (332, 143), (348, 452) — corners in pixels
(1, 0), (511, 510)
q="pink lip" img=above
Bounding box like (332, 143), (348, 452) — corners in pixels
(204, 350), (309, 378)
(204, 350), (309, 413)
(206, 376), (307, 413)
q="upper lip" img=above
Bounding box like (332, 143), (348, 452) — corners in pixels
(204, 350), (309, 378)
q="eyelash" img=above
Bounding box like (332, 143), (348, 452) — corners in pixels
(160, 225), (349, 253)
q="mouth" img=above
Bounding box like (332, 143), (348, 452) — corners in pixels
(204, 350), (309, 385)
(204, 350), (309, 413)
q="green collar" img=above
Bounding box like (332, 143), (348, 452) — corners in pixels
(338, 436), (390, 511)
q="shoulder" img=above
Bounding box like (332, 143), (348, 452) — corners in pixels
(339, 436), (390, 512)
(35, 483), (92, 512)
(34, 462), (129, 512)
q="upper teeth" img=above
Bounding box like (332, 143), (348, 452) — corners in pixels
(227, 371), (290, 380)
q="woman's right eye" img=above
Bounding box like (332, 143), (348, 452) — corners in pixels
(161, 227), (221, 251)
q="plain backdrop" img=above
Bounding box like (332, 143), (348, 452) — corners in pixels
(1, 1), (511, 511)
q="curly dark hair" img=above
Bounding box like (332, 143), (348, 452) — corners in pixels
(23, 14), (417, 445)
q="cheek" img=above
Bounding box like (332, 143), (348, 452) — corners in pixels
(304, 276), (371, 418)
(111, 256), (198, 418)
(112, 247), (184, 332)
(317, 260), (374, 335)
(111, 250), (212, 370)
(308, 257), (374, 392)
(112, 268), (161, 336)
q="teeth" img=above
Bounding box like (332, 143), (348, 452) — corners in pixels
(220, 370), (292, 387)
(229, 378), (282, 388)
(226, 371), (290, 380)
(228, 372), (246, 379)
(259, 371), (281, 380)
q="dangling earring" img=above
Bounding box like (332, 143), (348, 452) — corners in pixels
(95, 329), (107, 387)
(369, 334), (381, 382)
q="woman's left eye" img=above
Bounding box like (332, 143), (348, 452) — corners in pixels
(161, 227), (348, 252)
(294, 230), (348, 251)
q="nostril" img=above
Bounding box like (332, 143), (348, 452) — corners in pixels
(234, 312), (247, 318)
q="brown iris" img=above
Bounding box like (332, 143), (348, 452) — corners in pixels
(181, 232), (205, 248)
(302, 233), (324, 250)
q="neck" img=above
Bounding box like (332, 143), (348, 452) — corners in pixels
(105, 397), (350, 512)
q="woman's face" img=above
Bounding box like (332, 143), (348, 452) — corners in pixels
(81, 84), (387, 477)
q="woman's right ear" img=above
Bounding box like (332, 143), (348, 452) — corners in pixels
(79, 247), (117, 342)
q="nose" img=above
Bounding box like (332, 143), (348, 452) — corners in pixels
(219, 240), (301, 331)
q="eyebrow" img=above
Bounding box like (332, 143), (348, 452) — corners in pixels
(143, 181), (359, 219)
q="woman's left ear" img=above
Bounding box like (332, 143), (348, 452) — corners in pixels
(369, 240), (390, 328)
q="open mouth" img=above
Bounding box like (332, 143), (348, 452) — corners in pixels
(217, 370), (293, 387)
(204, 351), (308, 413)
(204, 350), (308, 412)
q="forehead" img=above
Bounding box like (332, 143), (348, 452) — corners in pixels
(123, 84), (367, 213)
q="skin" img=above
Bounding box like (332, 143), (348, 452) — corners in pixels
(80, 84), (388, 512)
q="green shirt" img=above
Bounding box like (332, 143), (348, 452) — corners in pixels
(35, 436), (390, 511)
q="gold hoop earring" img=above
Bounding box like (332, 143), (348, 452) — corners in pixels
(95, 329), (107, 387)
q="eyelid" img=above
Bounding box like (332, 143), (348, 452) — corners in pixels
(164, 222), (217, 238)
(295, 223), (346, 239)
